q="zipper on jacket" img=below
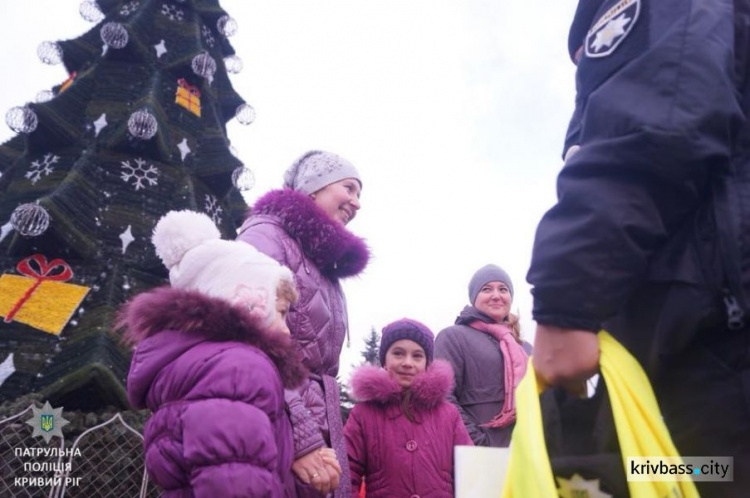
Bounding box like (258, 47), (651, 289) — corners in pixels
(722, 288), (746, 330)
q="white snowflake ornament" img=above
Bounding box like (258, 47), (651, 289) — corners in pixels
(161, 4), (184, 22)
(120, 158), (159, 190)
(26, 153), (59, 185)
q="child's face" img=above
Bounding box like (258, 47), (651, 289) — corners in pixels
(384, 339), (427, 388)
(269, 297), (291, 335)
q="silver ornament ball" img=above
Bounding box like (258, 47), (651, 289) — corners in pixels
(101, 22), (129, 49)
(235, 103), (256, 125)
(232, 166), (256, 191)
(10, 203), (51, 237)
(5, 106), (38, 134)
(80, 0), (104, 22)
(224, 55), (243, 74)
(192, 52), (217, 80)
(128, 109), (158, 139)
(37, 42), (63, 65)
(217, 15), (238, 37)
(36, 90), (55, 103)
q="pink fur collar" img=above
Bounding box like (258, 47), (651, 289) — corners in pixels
(349, 359), (454, 410)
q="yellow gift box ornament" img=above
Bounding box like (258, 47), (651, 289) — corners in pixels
(0, 254), (90, 335)
(175, 78), (201, 117)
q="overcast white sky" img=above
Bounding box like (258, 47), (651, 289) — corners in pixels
(0, 1), (579, 377)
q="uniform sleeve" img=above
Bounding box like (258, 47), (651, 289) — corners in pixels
(434, 329), (489, 446)
(527, 0), (741, 331)
(344, 406), (367, 498)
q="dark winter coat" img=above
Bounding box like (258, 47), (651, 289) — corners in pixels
(122, 287), (307, 498)
(526, 0), (750, 369)
(238, 188), (369, 497)
(344, 360), (473, 498)
(434, 306), (532, 447)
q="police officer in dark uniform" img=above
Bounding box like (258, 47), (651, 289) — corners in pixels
(527, 0), (750, 496)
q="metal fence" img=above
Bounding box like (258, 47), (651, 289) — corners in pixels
(0, 406), (159, 498)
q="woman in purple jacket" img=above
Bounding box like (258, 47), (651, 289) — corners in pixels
(237, 151), (369, 497)
(121, 211), (310, 497)
(344, 318), (473, 498)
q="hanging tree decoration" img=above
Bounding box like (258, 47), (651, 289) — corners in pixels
(232, 166), (255, 192)
(235, 103), (256, 125)
(127, 109), (158, 139)
(10, 203), (51, 237)
(36, 90), (55, 103)
(37, 42), (63, 65)
(100, 22), (129, 49)
(224, 55), (243, 74)
(192, 52), (217, 83)
(217, 15), (238, 37)
(79, 0), (104, 23)
(6, 106), (38, 134)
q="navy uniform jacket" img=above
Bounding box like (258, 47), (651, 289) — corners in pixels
(527, 0), (750, 368)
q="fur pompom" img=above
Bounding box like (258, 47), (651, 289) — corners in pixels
(152, 210), (220, 270)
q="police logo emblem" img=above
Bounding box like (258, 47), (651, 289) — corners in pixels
(585, 0), (640, 58)
(26, 401), (70, 443)
(556, 473), (613, 498)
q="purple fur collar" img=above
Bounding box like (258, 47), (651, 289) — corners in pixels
(349, 360), (454, 410)
(117, 286), (307, 388)
(246, 189), (369, 279)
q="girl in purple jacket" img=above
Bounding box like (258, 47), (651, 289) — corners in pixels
(120, 210), (321, 497)
(344, 319), (473, 498)
(238, 151), (369, 497)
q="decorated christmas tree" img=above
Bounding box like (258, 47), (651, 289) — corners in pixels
(0, 0), (254, 410)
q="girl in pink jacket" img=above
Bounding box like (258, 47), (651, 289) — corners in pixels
(344, 319), (473, 498)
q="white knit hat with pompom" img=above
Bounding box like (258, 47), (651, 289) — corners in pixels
(152, 210), (294, 326)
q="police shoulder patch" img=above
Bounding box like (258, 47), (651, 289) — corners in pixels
(585, 0), (640, 58)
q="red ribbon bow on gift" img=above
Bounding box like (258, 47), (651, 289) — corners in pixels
(4, 254), (74, 323)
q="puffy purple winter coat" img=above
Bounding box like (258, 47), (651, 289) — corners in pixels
(238, 189), (369, 497)
(122, 287), (307, 498)
(344, 360), (473, 498)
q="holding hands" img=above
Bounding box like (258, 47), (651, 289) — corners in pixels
(292, 447), (342, 495)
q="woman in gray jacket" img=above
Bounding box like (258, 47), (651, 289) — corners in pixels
(434, 264), (532, 447)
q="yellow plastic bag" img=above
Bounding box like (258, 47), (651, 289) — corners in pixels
(501, 330), (699, 498)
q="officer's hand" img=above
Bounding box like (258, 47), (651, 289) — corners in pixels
(532, 324), (599, 397)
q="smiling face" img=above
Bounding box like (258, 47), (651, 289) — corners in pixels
(384, 339), (427, 388)
(473, 281), (512, 323)
(311, 178), (361, 225)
